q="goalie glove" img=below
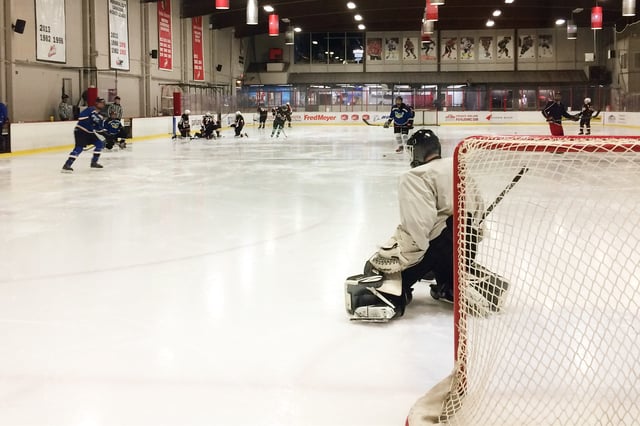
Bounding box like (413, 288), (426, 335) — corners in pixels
(368, 242), (405, 273)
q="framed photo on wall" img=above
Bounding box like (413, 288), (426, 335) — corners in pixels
(496, 35), (513, 60)
(385, 37), (400, 61)
(538, 34), (553, 59)
(441, 37), (457, 61)
(366, 38), (382, 61)
(518, 34), (536, 59)
(459, 36), (475, 61)
(402, 37), (419, 61)
(421, 37), (437, 62)
(479, 36), (494, 61)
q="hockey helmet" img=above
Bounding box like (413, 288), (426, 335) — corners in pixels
(184, 109), (191, 115)
(235, 111), (241, 116)
(407, 129), (441, 168)
(584, 97), (592, 105)
(205, 111), (212, 116)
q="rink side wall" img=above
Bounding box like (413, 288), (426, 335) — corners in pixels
(3, 111), (638, 155)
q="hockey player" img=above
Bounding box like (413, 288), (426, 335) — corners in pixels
(271, 106), (286, 138)
(344, 129), (509, 321)
(257, 105), (268, 129)
(283, 102), (293, 128)
(194, 112), (216, 139)
(102, 110), (127, 150)
(577, 97), (600, 135)
(541, 92), (578, 136)
(177, 110), (191, 138)
(384, 96), (414, 153)
(61, 97), (106, 172)
(231, 111), (248, 138)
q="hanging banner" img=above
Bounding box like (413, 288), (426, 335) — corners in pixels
(192, 17), (204, 81)
(108, 0), (130, 70)
(35, 0), (67, 63)
(158, 0), (173, 71)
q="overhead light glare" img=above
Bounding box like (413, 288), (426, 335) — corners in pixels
(354, 14), (363, 21)
(555, 18), (566, 25)
(294, 27), (302, 32)
(493, 9), (502, 17)
(505, 0), (514, 3)
(486, 19), (495, 27)
(358, 23), (366, 30)
(347, 2), (356, 9)
(263, 5), (275, 12)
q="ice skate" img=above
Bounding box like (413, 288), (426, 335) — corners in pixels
(90, 162), (104, 169)
(61, 165), (73, 173)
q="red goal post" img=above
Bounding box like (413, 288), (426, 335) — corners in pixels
(408, 135), (640, 426)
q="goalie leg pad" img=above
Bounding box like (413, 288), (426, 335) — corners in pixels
(465, 263), (510, 314)
(345, 272), (406, 322)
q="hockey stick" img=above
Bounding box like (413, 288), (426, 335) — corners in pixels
(478, 166), (529, 225)
(362, 118), (388, 127)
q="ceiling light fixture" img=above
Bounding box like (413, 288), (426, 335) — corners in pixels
(263, 5), (275, 13)
(486, 19), (495, 27)
(623, 0), (636, 16)
(493, 9), (502, 17)
(268, 13), (279, 36)
(347, 2), (356, 9)
(358, 23), (366, 30)
(246, 0), (258, 25)
(591, 6), (603, 30)
(567, 19), (577, 39)
(431, 0), (445, 5)
(354, 14), (363, 21)
(294, 27), (302, 32)
(215, 0), (229, 9)
(504, 0), (514, 3)
(555, 18), (566, 25)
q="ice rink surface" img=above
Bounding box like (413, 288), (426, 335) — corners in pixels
(0, 121), (636, 426)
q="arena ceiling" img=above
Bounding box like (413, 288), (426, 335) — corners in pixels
(170, 0), (639, 38)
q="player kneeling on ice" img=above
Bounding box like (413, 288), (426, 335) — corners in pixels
(176, 110), (191, 139)
(194, 112), (217, 140)
(344, 129), (510, 322)
(102, 110), (127, 150)
(230, 111), (248, 138)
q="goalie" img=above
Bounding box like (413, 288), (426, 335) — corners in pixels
(345, 129), (510, 321)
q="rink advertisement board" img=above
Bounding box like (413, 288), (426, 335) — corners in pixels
(157, 0), (173, 71)
(35, 0), (66, 63)
(108, 0), (130, 70)
(191, 17), (204, 81)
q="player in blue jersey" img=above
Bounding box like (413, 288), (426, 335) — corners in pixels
(102, 110), (127, 150)
(61, 97), (106, 172)
(384, 96), (414, 153)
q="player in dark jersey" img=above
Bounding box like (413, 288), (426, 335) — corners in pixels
(384, 96), (414, 153)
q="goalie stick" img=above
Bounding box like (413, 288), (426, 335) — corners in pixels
(478, 166), (529, 225)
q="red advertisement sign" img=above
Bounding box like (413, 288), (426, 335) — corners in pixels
(192, 16), (204, 81)
(157, 0), (172, 71)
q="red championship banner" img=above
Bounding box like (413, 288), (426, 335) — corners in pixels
(192, 17), (204, 81)
(157, 0), (173, 71)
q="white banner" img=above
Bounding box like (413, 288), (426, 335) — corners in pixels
(108, 0), (130, 70)
(35, 0), (66, 63)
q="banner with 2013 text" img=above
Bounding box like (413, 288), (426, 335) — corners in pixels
(35, 0), (66, 63)
(108, 0), (130, 70)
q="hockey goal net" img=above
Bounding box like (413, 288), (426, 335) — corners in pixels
(407, 135), (640, 426)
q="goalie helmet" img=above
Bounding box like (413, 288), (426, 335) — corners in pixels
(584, 97), (592, 105)
(184, 109), (191, 115)
(407, 129), (441, 168)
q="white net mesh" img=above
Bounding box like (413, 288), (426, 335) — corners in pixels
(409, 136), (640, 426)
